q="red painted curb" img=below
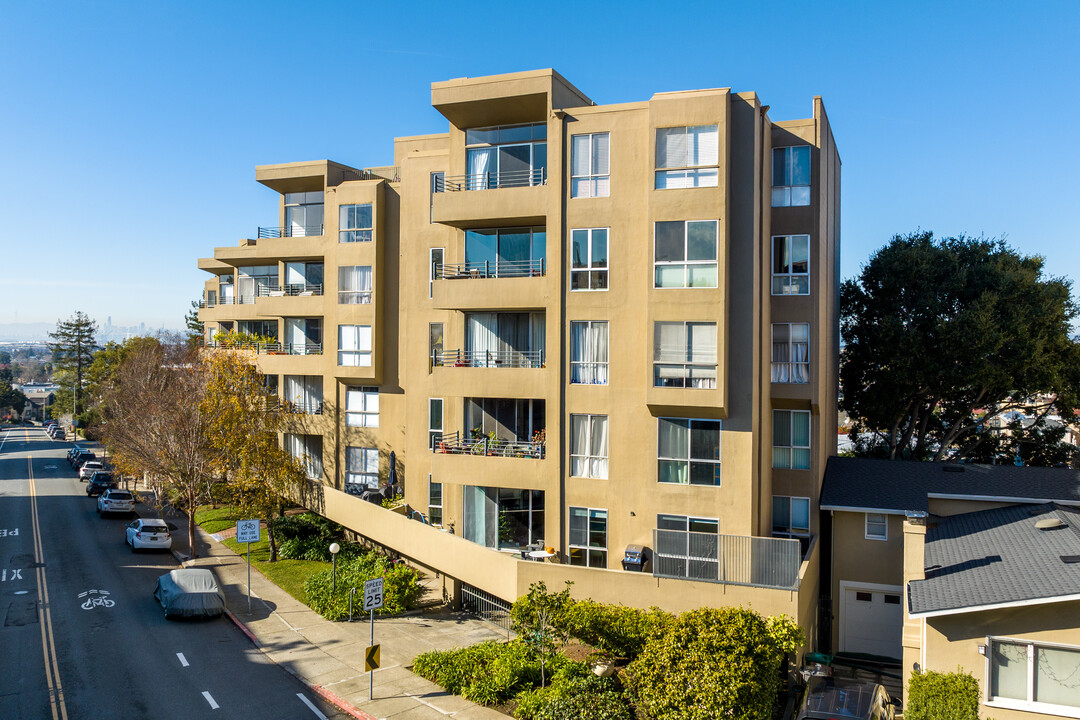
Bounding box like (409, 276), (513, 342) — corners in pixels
(310, 684), (378, 720)
(224, 609), (261, 647)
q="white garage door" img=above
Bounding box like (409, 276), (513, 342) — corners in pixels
(841, 584), (903, 659)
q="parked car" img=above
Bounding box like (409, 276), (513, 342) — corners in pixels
(126, 518), (172, 552)
(86, 472), (118, 497)
(154, 569), (226, 619)
(49, 427), (64, 439)
(72, 451), (97, 470)
(67, 445), (85, 463)
(795, 676), (901, 720)
(97, 488), (134, 516)
(79, 461), (105, 481)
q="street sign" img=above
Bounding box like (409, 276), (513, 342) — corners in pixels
(364, 644), (381, 672)
(236, 519), (260, 544)
(363, 578), (384, 611)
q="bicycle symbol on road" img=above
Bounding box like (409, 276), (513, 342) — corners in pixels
(78, 589), (115, 610)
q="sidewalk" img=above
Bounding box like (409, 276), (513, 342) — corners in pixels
(166, 507), (510, 720)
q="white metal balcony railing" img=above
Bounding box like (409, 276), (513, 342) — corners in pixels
(284, 400), (323, 415)
(651, 530), (802, 590)
(434, 167), (546, 192)
(432, 431), (545, 459)
(435, 258), (545, 280)
(255, 283), (324, 297)
(199, 295), (252, 308)
(432, 349), (544, 369)
(256, 224), (324, 239)
(202, 341), (322, 356)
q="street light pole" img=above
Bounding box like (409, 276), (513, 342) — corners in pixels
(330, 542), (341, 592)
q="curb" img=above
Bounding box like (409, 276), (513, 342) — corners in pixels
(224, 609), (261, 647)
(310, 685), (379, 720)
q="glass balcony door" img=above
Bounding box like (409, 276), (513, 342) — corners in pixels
(463, 486), (544, 550)
(464, 313), (544, 367)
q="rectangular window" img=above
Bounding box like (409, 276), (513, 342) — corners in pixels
(237, 265), (278, 302)
(570, 414), (608, 479)
(772, 146), (811, 207)
(339, 204), (373, 243)
(654, 220), (718, 288)
(464, 227), (546, 278)
(283, 375), (322, 415)
(570, 228), (608, 290)
(464, 123), (547, 189)
(345, 446), (378, 493)
(772, 235), (810, 295)
(771, 323), (810, 383)
(429, 248), (444, 298)
(772, 496), (811, 536)
(571, 132), (610, 198)
(569, 507), (607, 567)
(658, 418), (721, 486)
(990, 639), (1080, 711)
(653, 321), (717, 389)
(865, 513), (888, 540)
(570, 321), (608, 385)
(428, 476), (443, 525)
(428, 398), (443, 450)
(773, 410), (811, 470)
(285, 191), (324, 237)
(654, 514), (719, 580)
(345, 387), (378, 428)
(655, 125), (719, 189)
(338, 266), (372, 304)
(337, 325), (372, 367)
(285, 434), (322, 479)
(429, 323), (443, 367)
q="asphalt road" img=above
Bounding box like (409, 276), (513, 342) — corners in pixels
(0, 426), (346, 720)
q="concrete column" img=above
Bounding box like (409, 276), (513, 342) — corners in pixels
(902, 515), (927, 694)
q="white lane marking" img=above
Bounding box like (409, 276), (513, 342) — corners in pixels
(297, 694), (328, 719)
(177, 653), (189, 667)
(202, 691), (219, 709)
(14, 590), (29, 595)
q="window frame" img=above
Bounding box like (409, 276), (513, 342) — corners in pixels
(864, 512), (888, 541)
(338, 265), (373, 305)
(771, 322), (810, 384)
(568, 506), (608, 568)
(986, 637), (1080, 716)
(569, 320), (609, 385)
(570, 132), (610, 198)
(653, 321), (718, 389)
(771, 145), (811, 207)
(771, 234), (811, 295)
(339, 203), (373, 243)
(772, 495), (811, 537)
(773, 409), (811, 470)
(429, 247), (444, 298)
(428, 398), (443, 450)
(657, 417), (722, 486)
(653, 220), (719, 288)
(428, 475), (443, 526)
(337, 324), (372, 367)
(570, 227), (609, 291)
(654, 125), (720, 189)
(569, 414), (609, 479)
(285, 433), (322, 479)
(344, 386), (379, 428)
(345, 446), (379, 493)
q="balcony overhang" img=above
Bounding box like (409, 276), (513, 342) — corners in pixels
(197, 257), (233, 273)
(256, 160), (367, 194)
(431, 69), (592, 128)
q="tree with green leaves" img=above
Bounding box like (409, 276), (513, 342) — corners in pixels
(510, 581), (574, 687)
(185, 300), (204, 347)
(841, 232), (1080, 463)
(48, 311), (99, 418)
(0, 382), (26, 418)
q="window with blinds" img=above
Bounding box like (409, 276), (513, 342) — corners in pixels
(773, 410), (811, 469)
(654, 220), (718, 288)
(653, 321), (717, 389)
(655, 125), (719, 189)
(571, 132), (610, 198)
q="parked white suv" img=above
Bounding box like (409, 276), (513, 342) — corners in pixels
(79, 461), (105, 481)
(126, 518), (173, 552)
(97, 489), (134, 516)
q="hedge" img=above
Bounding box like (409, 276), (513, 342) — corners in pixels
(906, 669), (980, 720)
(303, 553), (422, 620)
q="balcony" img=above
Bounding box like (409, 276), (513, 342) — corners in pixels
(437, 258), (545, 280)
(433, 349), (543, 369)
(651, 530), (803, 590)
(255, 283), (324, 297)
(431, 171), (548, 228)
(203, 341), (321, 356)
(433, 431), (545, 460)
(256, 225), (324, 239)
(434, 168), (546, 192)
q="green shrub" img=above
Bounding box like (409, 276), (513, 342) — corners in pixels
(514, 662), (632, 720)
(906, 669), (980, 720)
(560, 600), (671, 659)
(414, 640), (549, 705)
(272, 512), (366, 562)
(625, 607), (803, 720)
(303, 554), (421, 620)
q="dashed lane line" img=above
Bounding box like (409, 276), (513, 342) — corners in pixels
(177, 653), (189, 667)
(297, 694), (329, 719)
(202, 691), (220, 710)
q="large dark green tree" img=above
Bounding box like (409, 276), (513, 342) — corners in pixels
(841, 232), (1080, 463)
(0, 382), (26, 417)
(48, 311), (99, 419)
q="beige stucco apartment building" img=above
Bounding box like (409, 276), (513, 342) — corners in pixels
(197, 69), (840, 643)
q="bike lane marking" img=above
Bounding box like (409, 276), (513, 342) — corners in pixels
(28, 456), (69, 720)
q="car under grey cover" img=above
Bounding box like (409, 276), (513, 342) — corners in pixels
(153, 568), (226, 619)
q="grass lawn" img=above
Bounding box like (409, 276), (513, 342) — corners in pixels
(194, 505), (330, 605)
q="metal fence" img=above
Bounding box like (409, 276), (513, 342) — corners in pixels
(256, 225), (324, 238)
(433, 349), (544, 369)
(461, 583), (513, 635)
(434, 167), (546, 192)
(433, 431), (545, 459)
(652, 530), (801, 590)
(435, 258), (545, 280)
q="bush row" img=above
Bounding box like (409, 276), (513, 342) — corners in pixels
(303, 553), (422, 620)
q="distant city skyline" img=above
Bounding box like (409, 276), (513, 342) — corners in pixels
(3, 1), (1079, 328)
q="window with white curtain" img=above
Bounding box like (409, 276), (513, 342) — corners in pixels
(571, 228), (608, 290)
(569, 507), (607, 567)
(773, 410), (811, 469)
(570, 321), (608, 385)
(465, 123), (547, 189)
(283, 375), (322, 415)
(464, 312), (545, 368)
(571, 133), (610, 198)
(655, 125), (719, 188)
(345, 387), (378, 427)
(772, 146), (811, 207)
(338, 266), (372, 304)
(653, 321), (717, 388)
(989, 639), (1080, 712)
(345, 446), (379, 493)
(339, 203), (373, 242)
(864, 513), (887, 540)
(654, 220), (718, 288)
(772, 235), (810, 295)
(337, 325), (372, 366)
(658, 418), (721, 485)
(772, 496), (811, 536)
(285, 434), (322, 479)
(285, 192), (324, 237)
(570, 414), (608, 479)
(772, 323), (810, 383)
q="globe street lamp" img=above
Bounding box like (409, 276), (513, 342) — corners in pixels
(330, 542), (341, 591)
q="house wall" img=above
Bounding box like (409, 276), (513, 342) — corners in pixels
(829, 510), (904, 650)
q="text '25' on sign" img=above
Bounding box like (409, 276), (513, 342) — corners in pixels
(363, 578), (384, 611)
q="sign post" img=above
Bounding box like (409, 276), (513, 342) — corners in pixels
(363, 577), (384, 699)
(236, 520), (261, 614)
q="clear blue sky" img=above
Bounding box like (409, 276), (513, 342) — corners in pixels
(2, 0), (1078, 330)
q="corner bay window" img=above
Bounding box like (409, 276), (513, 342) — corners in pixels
(772, 323), (809, 383)
(653, 321), (717, 388)
(569, 507), (607, 567)
(345, 446), (378, 493)
(990, 639), (1080, 712)
(773, 235), (810, 295)
(773, 410), (811, 470)
(658, 418), (721, 486)
(571, 132), (609, 198)
(655, 220), (718, 288)
(772, 146), (810, 207)
(338, 325), (372, 367)
(339, 203), (373, 243)
(655, 125), (719, 188)
(570, 321), (608, 385)
(570, 414), (608, 479)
